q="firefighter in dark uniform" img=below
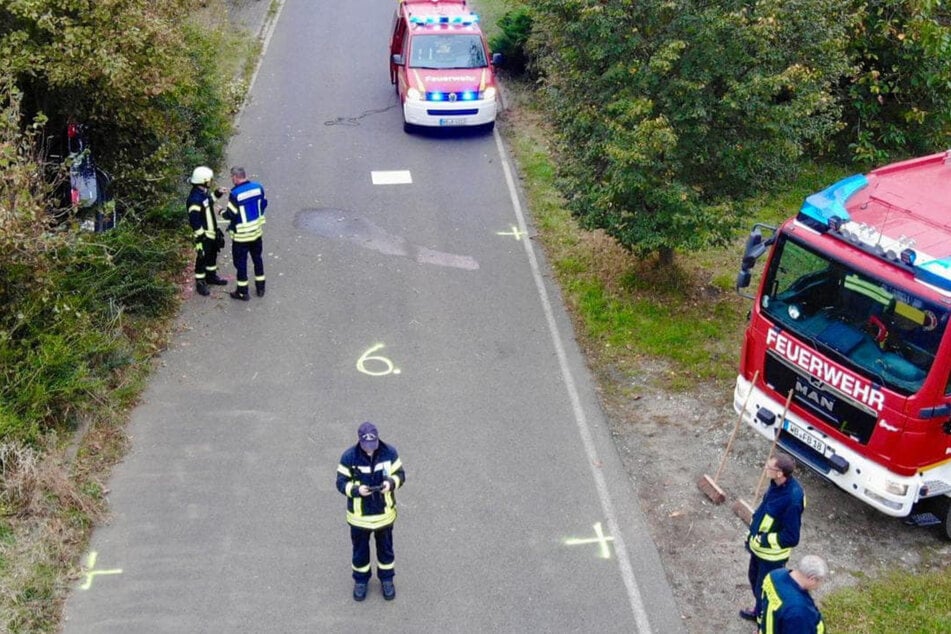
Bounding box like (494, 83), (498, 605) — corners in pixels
(186, 166), (227, 296)
(760, 555), (827, 633)
(740, 452), (806, 623)
(336, 422), (406, 602)
(220, 166), (267, 301)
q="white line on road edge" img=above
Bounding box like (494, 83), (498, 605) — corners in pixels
(493, 129), (654, 634)
(234, 0), (287, 131)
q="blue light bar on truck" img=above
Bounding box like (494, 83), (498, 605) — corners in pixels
(797, 173), (867, 229)
(916, 258), (951, 292)
(795, 172), (951, 293)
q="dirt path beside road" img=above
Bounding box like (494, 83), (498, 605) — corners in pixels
(598, 362), (951, 632)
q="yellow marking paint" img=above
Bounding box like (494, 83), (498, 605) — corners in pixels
(357, 343), (401, 376)
(79, 551), (122, 590)
(565, 521), (614, 559)
(496, 226), (526, 241)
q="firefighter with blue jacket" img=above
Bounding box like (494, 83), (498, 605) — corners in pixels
(740, 452), (805, 624)
(221, 166), (267, 301)
(186, 166), (228, 296)
(760, 555), (827, 633)
(336, 422), (406, 602)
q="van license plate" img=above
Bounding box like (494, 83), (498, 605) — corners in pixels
(783, 420), (825, 454)
(439, 118), (466, 126)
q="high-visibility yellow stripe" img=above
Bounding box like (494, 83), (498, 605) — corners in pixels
(845, 274), (892, 305)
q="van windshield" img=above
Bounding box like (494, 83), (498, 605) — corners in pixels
(761, 235), (948, 395)
(409, 34), (487, 69)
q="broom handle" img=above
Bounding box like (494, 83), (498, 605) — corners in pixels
(752, 388), (794, 500)
(713, 370), (760, 482)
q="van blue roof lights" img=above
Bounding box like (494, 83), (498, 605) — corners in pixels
(410, 13), (479, 26)
(797, 173), (867, 229)
(916, 258), (951, 292)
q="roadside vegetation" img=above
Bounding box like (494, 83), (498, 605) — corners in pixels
(0, 0), (948, 631)
(0, 1), (255, 631)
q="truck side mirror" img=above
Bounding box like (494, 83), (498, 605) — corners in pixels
(736, 224), (776, 299)
(736, 270), (752, 290)
(392, 54), (404, 66)
(492, 53), (503, 66)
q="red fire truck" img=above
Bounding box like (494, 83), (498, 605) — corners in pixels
(389, 0), (501, 133)
(735, 151), (951, 538)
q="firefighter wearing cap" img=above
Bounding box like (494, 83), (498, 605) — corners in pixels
(186, 166), (228, 296)
(336, 422), (406, 602)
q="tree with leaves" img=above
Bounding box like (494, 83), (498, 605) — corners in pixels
(530, 0), (852, 264)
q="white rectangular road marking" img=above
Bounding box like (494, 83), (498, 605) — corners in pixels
(371, 170), (412, 185)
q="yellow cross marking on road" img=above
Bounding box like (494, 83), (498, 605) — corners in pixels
(565, 521), (614, 559)
(496, 226), (526, 241)
(79, 551), (123, 590)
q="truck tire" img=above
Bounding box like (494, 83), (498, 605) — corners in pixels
(942, 497), (951, 541)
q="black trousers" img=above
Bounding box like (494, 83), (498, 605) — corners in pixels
(350, 524), (395, 582)
(231, 238), (264, 292)
(748, 553), (786, 616)
(194, 237), (220, 280)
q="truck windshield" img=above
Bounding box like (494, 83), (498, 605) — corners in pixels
(761, 235), (948, 395)
(410, 34), (487, 69)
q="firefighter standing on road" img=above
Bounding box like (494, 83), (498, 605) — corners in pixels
(221, 166), (267, 301)
(186, 166), (228, 296)
(759, 555), (827, 633)
(740, 452), (805, 624)
(336, 422), (406, 602)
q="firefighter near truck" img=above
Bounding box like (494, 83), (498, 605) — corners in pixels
(735, 151), (951, 539)
(390, 0), (501, 133)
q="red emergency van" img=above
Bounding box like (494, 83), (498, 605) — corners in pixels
(390, 0), (502, 133)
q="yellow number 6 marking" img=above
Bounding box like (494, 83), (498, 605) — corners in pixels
(357, 343), (401, 376)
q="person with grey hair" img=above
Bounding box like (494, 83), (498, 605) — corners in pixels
(759, 555), (827, 633)
(740, 452), (805, 623)
(221, 166), (267, 300)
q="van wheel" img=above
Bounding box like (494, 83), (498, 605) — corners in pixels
(403, 121), (415, 134)
(481, 121), (495, 134)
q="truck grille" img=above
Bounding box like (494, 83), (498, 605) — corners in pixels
(764, 352), (878, 445)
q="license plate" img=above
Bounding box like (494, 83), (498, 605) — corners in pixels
(783, 420), (826, 454)
(439, 118), (466, 126)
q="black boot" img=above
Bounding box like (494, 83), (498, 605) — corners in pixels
(255, 281), (266, 297)
(206, 273), (228, 286)
(229, 288), (249, 301)
(196, 280), (210, 296)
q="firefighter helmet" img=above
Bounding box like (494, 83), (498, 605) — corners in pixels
(190, 166), (214, 185)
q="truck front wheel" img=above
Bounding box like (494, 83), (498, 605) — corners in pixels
(942, 497), (951, 541)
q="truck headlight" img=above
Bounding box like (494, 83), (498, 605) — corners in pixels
(407, 88), (422, 102)
(483, 87), (497, 101)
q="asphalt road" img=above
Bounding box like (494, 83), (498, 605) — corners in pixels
(62, 1), (684, 631)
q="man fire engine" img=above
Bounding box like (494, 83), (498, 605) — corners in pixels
(735, 151), (951, 539)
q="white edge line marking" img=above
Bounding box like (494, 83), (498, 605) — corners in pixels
(371, 170), (414, 185)
(493, 129), (654, 634)
(234, 1), (287, 130)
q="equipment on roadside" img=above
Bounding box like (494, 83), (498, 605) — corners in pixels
(698, 371), (760, 504)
